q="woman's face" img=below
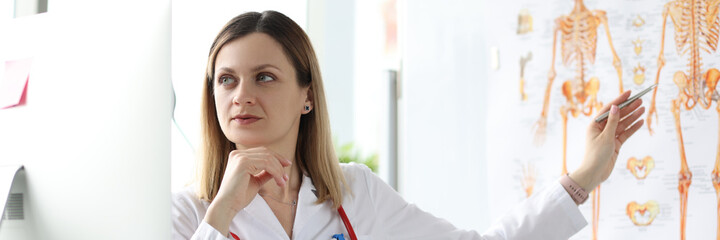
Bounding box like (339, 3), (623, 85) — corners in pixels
(213, 33), (310, 148)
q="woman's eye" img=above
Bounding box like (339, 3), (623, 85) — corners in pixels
(257, 74), (275, 82)
(219, 76), (235, 85)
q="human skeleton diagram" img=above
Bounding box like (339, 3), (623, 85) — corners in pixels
(535, 1), (623, 239)
(646, 0), (720, 239)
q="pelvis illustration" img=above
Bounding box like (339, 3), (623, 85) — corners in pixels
(627, 200), (660, 226)
(627, 156), (655, 180)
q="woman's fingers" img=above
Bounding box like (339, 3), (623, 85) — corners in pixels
(602, 105), (621, 137)
(261, 151), (291, 184)
(263, 154), (289, 186)
(596, 98), (643, 129)
(241, 152), (289, 166)
(616, 107), (645, 136)
(226, 147), (293, 190)
(619, 99), (643, 118)
(252, 170), (275, 186)
(245, 157), (287, 187)
(235, 150), (288, 186)
(242, 147), (292, 167)
(272, 152), (292, 167)
(238, 153), (284, 174)
(618, 119), (644, 144)
(595, 90), (631, 118)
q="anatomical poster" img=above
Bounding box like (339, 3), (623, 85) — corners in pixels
(484, 0), (720, 239)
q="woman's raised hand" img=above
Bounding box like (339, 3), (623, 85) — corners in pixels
(204, 147), (292, 235)
(570, 91), (645, 192)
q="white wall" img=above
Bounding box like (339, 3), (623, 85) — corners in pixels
(308, 0), (356, 148)
(399, 0), (491, 231)
(351, 0), (394, 183)
(0, 0), (11, 20)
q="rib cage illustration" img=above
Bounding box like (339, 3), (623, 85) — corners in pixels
(535, 1), (623, 239)
(646, 1), (720, 239)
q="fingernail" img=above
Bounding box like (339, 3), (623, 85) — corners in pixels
(284, 174), (289, 181)
(611, 105), (618, 114)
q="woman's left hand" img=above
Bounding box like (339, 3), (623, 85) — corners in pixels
(570, 91), (645, 191)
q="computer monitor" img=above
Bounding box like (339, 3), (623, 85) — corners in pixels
(0, 1), (170, 239)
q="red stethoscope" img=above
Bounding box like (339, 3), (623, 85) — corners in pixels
(229, 205), (357, 240)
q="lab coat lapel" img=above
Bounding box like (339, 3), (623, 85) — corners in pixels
(243, 194), (290, 239)
(292, 175), (334, 238)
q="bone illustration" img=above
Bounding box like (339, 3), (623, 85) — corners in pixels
(518, 8), (534, 35)
(520, 52), (533, 101)
(633, 38), (645, 56)
(521, 162), (536, 198)
(634, 63), (647, 85)
(633, 15), (646, 28)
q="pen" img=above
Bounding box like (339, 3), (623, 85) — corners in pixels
(594, 83), (657, 123)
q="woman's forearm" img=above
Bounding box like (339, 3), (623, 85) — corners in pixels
(203, 200), (237, 236)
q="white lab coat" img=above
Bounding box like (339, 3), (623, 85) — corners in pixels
(172, 163), (587, 240)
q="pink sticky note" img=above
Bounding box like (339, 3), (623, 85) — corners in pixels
(0, 58), (32, 109)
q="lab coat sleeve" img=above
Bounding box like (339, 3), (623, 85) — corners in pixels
(359, 164), (587, 240)
(172, 191), (231, 240)
(480, 182), (588, 239)
(189, 221), (233, 240)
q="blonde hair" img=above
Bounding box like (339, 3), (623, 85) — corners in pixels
(197, 11), (347, 209)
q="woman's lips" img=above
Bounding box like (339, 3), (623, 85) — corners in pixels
(234, 118), (260, 125)
(233, 114), (261, 125)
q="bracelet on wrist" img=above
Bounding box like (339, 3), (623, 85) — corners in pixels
(559, 174), (589, 205)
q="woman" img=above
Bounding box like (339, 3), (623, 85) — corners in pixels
(172, 10), (645, 240)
